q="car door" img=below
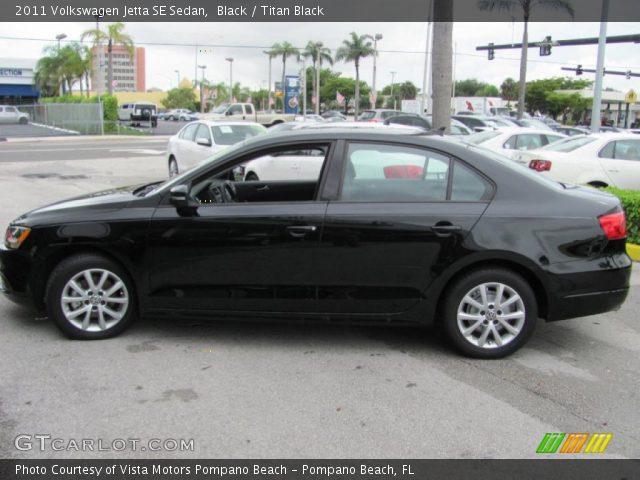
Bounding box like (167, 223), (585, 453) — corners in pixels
(318, 141), (492, 315)
(192, 123), (214, 164)
(145, 141), (335, 314)
(175, 123), (200, 170)
(598, 139), (640, 189)
(0, 107), (6, 124)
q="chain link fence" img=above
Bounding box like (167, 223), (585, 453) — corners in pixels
(18, 103), (104, 135)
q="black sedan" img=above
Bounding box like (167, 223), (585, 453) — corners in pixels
(0, 127), (631, 358)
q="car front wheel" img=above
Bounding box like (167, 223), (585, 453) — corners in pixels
(46, 254), (136, 339)
(442, 268), (537, 358)
(168, 157), (179, 178)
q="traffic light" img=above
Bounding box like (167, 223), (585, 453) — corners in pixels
(539, 36), (552, 56)
(488, 43), (495, 61)
(576, 64), (583, 76)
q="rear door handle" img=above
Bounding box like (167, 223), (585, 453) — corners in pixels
(286, 225), (317, 238)
(433, 222), (461, 234)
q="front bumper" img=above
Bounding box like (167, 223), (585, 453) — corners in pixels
(0, 243), (34, 307)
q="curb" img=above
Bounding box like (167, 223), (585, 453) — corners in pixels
(627, 243), (640, 262)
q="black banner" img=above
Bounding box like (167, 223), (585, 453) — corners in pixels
(3, 0), (640, 22)
(1, 459), (640, 480)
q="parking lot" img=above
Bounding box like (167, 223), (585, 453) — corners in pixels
(0, 137), (639, 459)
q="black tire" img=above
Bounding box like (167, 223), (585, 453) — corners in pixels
(442, 268), (537, 359)
(168, 157), (179, 178)
(46, 253), (137, 340)
(19, 117), (28, 125)
(152, 120), (157, 127)
(245, 172), (259, 181)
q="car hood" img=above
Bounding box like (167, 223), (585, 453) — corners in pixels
(12, 184), (147, 226)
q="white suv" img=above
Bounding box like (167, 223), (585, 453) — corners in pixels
(0, 105), (29, 124)
(118, 102), (158, 127)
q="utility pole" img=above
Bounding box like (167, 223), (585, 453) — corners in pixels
(591, 0), (609, 133)
(315, 41), (322, 115)
(226, 57), (234, 102)
(56, 33), (67, 96)
(301, 58), (306, 118)
(372, 33), (383, 109)
(264, 51), (272, 111)
(198, 64), (206, 113)
(390, 71), (397, 110)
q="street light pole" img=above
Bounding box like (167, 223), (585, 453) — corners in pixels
(198, 64), (206, 113)
(390, 71), (397, 110)
(175, 70), (180, 88)
(264, 51), (272, 111)
(420, 1), (433, 114)
(372, 34), (382, 109)
(591, 0), (610, 133)
(301, 58), (306, 118)
(225, 57), (234, 102)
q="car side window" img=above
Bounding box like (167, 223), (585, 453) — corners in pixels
(515, 134), (543, 151)
(613, 140), (640, 161)
(180, 123), (199, 141)
(6, 106), (16, 113)
(599, 141), (615, 158)
(340, 143), (450, 202)
(450, 161), (493, 201)
(228, 105), (244, 115)
(245, 104), (254, 114)
(196, 124), (212, 143)
(0, 107), (4, 112)
(503, 136), (517, 150)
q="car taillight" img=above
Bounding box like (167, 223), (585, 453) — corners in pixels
(598, 211), (626, 240)
(368, 118), (380, 123)
(529, 159), (552, 172)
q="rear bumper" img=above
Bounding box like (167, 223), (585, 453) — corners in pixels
(546, 254), (632, 321)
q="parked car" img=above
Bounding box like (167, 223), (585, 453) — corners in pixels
(202, 103), (294, 127)
(384, 114), (473, 136)
(1, 128), (631, 358)
(513, 118), (553, 131)
(0, 105), (29, 124)
(466, 128), (566, 159)
(553, 126), (588, 137)
(118, 102), (158, 127)
(165, 109), (198, 121)
(452, 115), (500, 132)
(321, 110), (347, 121)
(358, 109), (403, 122)
(514, 133), (640, 189)
(166, 121), (266, 177)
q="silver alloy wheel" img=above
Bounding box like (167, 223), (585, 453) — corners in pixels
(456, 282), (525, 349)
(169, 158), (179, 178)
(60, 269), (129, 332)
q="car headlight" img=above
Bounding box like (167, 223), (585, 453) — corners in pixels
(5, 226), (31, 249)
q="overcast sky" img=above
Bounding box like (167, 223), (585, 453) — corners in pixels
(1, 21), (639, 93)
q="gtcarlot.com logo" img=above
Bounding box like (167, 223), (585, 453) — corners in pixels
(14, 434), (195, 453)
(536, 432), (612, 454)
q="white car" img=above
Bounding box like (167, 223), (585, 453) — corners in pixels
(0, 105), (29, 124)
(467, 128), (566, 159)
(242, 146), (327, 181)
(514, 133), (640, 189)
(166, 121), (266, 177)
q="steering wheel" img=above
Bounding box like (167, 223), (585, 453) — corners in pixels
(223, 180), (237, 202)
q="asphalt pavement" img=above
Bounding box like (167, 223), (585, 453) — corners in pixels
(0, 136), (638, 459)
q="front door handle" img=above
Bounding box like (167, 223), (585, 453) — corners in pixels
(286, 225), (317, 238)
(433, 222), (461, 235)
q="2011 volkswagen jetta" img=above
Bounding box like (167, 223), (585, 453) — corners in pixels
(0, 127), (632, 358)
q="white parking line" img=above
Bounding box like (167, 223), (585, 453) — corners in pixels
(109, 148), (166, 155)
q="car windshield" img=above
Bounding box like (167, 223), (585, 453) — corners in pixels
(210, 124), (267, 145)
(359, 111), (376, 120)
(542, 136), (596, 152)
(212, 104), (230, 114)
(467, 130), (502, 144)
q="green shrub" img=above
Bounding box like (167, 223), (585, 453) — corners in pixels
(604, 187), (640, 244)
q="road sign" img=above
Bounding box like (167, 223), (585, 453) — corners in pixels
(625, 89), (637, 104)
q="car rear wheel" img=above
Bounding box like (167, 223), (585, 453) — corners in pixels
(46, 254), (136, 339)
(19, 117), (28, 125)
(442, 268), (537, 358)
(168, 157), (179, 178)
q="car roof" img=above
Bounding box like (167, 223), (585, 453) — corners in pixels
(191, 120), (264, 127)
(489, 127), (567, 135)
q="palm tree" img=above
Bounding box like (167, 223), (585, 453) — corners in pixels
(335, 32), (375, 118)
(500, 77), (518, 107)
(81, 22), (134, 95)
(303, 41), (333, 114)
(269, 42), (300, 110)
(478, 0), (574, 119)
(35, 54), (63, 97)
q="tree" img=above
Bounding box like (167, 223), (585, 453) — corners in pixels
(162, 87), (197, 110)
(500, 77), (518, 106)
(269, 41), (300, 110)
(478, 0), (574, 119)
(525, 76), (592, 114)
(303, 41), (333, 114)
(321, 76), (369, 114)
(81, 22), (134, 95)
(432, 1), (453, 133)
(335, 32), (375, 118)
(34, 54), (63, 97)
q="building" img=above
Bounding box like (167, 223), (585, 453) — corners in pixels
(91, 45), (145, 93)
(557, 89), (639, 127)
(0, 58), (39, 104)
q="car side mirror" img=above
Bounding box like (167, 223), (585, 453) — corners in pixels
(196, 137), (212, 147)
(169, 185), (198, 209)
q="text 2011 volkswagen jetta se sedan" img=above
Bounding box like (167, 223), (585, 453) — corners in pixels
(0, 127), (632, 358)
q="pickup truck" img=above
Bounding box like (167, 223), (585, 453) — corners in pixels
(202, 103), (294, 127)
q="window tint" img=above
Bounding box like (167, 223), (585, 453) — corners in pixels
(515, 134), (543, 151)
(613, 140), (640, 161)
(545, 136), (596, 152)
(340, 143), (450, 202)
(6, 106), (17, 113)
(211, 124), (266, 145)
(599, 141), (615, 158)
(543, 134), (565, 145)
(503, 135), (517, 150)
(359, 111), (376, 120)
(228, 105), (244, 115)
(451, 161), (492, 201)
(245, 104), (254, 114)
(180, 123), (199, 141)
(381, 110), (402, 119)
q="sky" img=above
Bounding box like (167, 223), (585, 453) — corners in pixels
(1, 21), (639, 94)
